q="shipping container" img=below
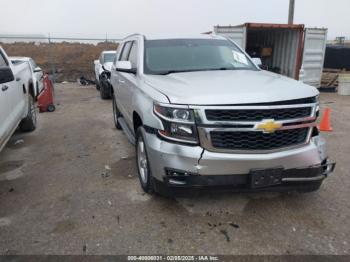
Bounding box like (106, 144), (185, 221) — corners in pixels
(214, 23), (327, 87)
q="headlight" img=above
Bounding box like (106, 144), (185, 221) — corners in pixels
(154, 104), (194, 123)
(154, 104), (198, 144)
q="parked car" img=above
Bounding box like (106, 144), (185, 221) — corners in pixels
(110, 34), (335, 195)
(94, 51), (117, 99)
(10, 57), (43, 99)
(0, 47), (37, 152)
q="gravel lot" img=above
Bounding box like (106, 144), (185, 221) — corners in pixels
(0, 83), (349, 255)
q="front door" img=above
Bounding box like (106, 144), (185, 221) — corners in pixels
(7, 69), (25, 126)
(121, 41), (139, 128)
(112, 41), (133, 127)
(0, 54), (14, 148)
(0, 82), (12, 148)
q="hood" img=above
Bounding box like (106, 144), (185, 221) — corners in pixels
(143, 70), (319, 105)
(103, 62), (113, 72)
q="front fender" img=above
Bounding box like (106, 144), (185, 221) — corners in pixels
(132, 82), (168, 132)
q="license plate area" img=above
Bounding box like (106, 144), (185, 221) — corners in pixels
(250, 168), (284, 189)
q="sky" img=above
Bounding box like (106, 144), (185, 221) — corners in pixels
(0, 0), (349, 40)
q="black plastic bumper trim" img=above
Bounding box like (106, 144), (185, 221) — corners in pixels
(163, 161), (335, 189)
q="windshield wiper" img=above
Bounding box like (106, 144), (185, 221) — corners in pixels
(157, 69), (199, 75)
(157, 67), (235, 75)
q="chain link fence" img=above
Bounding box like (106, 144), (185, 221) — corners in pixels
(0, 36), (121, 83)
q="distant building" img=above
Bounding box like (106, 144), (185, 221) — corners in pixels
(327, 36), (350, 46)
(336, 36), (346, 45)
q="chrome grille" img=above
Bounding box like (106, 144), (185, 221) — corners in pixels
(210, 128), (309, 151)
(205, 107), (312, 122)
(193, 101), (318, 153)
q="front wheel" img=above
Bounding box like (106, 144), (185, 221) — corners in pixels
(136, 127), (154, 194)
(100, 84), (110, 99)
(99, 75), (111, 99)
(20, 95), (37, 132)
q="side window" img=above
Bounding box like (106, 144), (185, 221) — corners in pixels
(128, 42), (138, 68)
(119, 42), (132, 61)
(0, 53), (7, 67)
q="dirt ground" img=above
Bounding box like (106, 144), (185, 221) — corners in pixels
(0, 83), (349, 255)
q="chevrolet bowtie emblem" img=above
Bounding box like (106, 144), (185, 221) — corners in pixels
(255, 119), (282, 133)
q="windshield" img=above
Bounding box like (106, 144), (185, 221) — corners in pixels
(104, 53), (116, 63)
(144, 38), (257, 75)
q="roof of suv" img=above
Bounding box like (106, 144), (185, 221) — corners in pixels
(125, 33), (226, 41)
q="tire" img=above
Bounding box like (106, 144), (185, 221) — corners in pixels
(20, 95), (37, 132)
(100, 78), (111, 99)
(136, 127), (154, 194)
(112, 94), (122, 130)
(100, 85), (110, 99)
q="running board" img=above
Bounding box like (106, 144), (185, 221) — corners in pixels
(118, 116), (136, 145)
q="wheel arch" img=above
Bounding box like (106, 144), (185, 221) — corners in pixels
(133, 111), (143, 133)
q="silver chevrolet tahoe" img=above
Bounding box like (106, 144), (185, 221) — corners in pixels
(110, 34), (335, 195)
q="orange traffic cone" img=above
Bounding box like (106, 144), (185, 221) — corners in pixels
(319, 108), (333, 132)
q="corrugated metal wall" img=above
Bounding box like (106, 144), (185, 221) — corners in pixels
(246, 28), (300, 78)
(214, 25), (247, 49)
(302, 28), (328, 87)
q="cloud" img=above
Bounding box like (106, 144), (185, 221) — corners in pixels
(1, 0), (348, 39)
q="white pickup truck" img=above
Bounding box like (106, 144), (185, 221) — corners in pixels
(0, 47), (37, 152)
(94, 51), (116, 99)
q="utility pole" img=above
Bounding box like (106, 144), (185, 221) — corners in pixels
(288, 0), (295, 24)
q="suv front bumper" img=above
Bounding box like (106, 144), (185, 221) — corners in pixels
(144, 132), (335, 191)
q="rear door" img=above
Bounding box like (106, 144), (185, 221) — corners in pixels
(301, 28), (328, 87)
(214, 25), (247, 49)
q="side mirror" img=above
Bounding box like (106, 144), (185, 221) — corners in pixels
(34, 67), (42, 73)
(252, 58), (263, 68)
(116, 61), (136, 74)
(0, 67), (15, 84)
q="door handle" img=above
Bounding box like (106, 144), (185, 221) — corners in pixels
(1, 85), (9, 91)
(118, 79), (125, 84)
(16, 77), (21, 82)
